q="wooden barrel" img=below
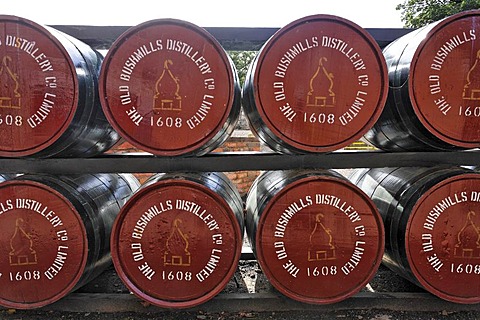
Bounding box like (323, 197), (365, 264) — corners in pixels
(242, 14), (388, 154)
(245, 170), (384, 304)
(349, 166), (480, 304)
(99, 19), (241, 156)
(0, 173), (140, 309)
(0, 15), (122, 157)
(364, 10), (480, 151)
(111, 172), (244, 308)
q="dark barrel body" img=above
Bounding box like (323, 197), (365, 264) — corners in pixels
(111, 171), (244, 308)
(242, 14), (388, 154)
(0, 173), (140, 309)
(364, 10), (480, 151)
(0, 15), (121, 157)
(349, 166), (480, 303)
(99, 18), (241, 156)
(246, 169), (384, 304)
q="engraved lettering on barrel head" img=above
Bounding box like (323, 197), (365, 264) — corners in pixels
(128, 197), (225, 283)
(426, 29), (478, 121)
(27, 92), (56, 128)
(417, 189), (480, 275)
(272, 193), (367, 279)
(166, 39), (212, 74)
(0, 32), (59, 133)
(131, 200), (174, 240)
(274, 37), (319, 78)
(321, 36), (366, 70)
(44, 245), (68, 280)
(447, 190), (480, 279)
(1, 196), (73, 285)
(120, 40), (163, 82)
(430, 30), (476, 71)
(5, 35), (54, 72)
(196, 248), (222, 282)
(339, 90), (368, 125)
(423, 191), (468, 231)
(272, 34), (372, 131)
(118, 38), (216, 130)
(15, 198), (64, 228)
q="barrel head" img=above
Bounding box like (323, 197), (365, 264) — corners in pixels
(0, 180), (87, 309)
(0, 15), (78, 156)
(410, 10), (480, 148)
(111, 178), (243, 308)
(245, 14), (388, 153)
(100, 19), (237, 156)
(253, 174), (384, 304)
(406, 173), (480, 303)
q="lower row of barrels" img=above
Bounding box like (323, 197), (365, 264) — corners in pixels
(0, 167), (478, 309)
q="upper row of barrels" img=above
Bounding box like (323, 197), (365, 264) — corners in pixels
(0, 10), (479, 157)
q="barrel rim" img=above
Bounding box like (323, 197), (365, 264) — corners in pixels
(0, 14), (79, 157)
(254, 173), (385, 304)
(98, 18), (236, 156)
(405, 172), (480, 304)
(249, 13), (388, 153)
(408, 9), (480, 148)
(0, 179), (88, 309)
(110, 177), (243, 309)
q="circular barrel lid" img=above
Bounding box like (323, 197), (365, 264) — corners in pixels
(111, 178), (243, 308)
(249, 14), (387, 152)
(0, 15), (79, 157)
(406, 173), (480, 303)
(255, 175), (384, 304)
(99, 19), (236, 156)
(410, 10), (480, 148)
(0, 180), (87, 309)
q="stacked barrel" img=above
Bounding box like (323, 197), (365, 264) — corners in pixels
(242, 14), (388, 154)
(0, 15), (246, 310)
(0, 173), (140, 309)
(111, 172), (244, 308)
(0, 15), (121, 158)
(349, 166), (480, 304)
(246, 169), (384, 304)
(0, 14), (141, 309)
(99, 18), (241, 156)
(0, 8), (479, 312)
(348, 9), (480, 304)
(363, 10), (480, 151)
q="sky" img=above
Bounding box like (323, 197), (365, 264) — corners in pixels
(1, 0), (405, 28)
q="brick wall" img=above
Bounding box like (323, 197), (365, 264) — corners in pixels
(212, 134), (261, 196)
(108, 131), (261, 196)
(107, 140), (154, 184)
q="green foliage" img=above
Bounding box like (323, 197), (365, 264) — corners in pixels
(396, 0), (480, 28)
(228, 51), (257, 86)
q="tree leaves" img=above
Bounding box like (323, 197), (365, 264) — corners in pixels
(396, 0), (480, 28)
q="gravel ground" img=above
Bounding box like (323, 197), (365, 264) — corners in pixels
(2, 309), (480, 320)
